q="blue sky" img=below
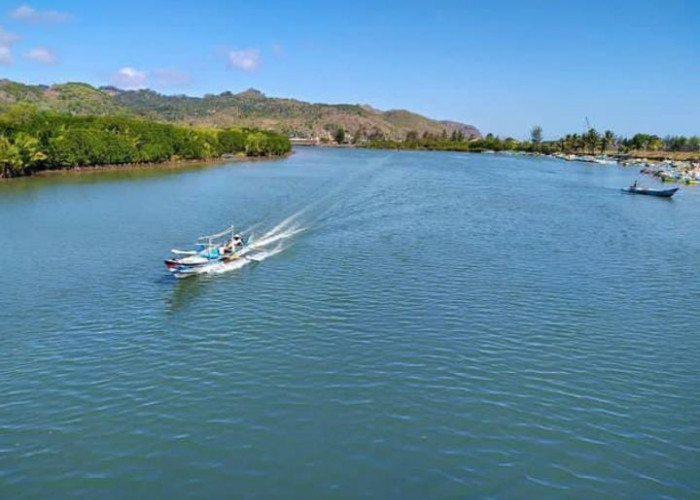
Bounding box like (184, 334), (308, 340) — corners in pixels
(0, 0), (697, 138)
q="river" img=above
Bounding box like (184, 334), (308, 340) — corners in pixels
(1, 148), (699, 499)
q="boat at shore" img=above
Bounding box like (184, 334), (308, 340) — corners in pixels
(621, 185), (679, 198)
(165, 225), (256, 278)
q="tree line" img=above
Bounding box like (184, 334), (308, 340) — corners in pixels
(0, 105), (291, 178)
(549, 129), (700, 155)
(366, 126), (700, 156)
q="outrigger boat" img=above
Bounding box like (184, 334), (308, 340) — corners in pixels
(621, 183), (679, 198)
(165, 225), (255, 278)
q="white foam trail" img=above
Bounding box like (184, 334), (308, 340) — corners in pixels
(204, 243), (287, 276)
(247, 243), (286, 262)
(204, 257), (251, 275)
(248, 226), (306, 250)
(188, 216), (304, 278)
(266, 207), (307, 236)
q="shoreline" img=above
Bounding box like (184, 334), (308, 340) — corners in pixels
(300, 143), (700, 162)
(353, 146), (700, 182)
(3, 152), (293, 180)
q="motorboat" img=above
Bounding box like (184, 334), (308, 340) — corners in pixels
(165, 225), (252, 278)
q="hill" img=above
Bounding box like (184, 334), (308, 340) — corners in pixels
(0, 79), (480, 141)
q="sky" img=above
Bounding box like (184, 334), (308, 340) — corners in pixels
(0, 0), (698, 138)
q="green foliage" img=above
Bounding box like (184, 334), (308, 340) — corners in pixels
(0, 135), (23, 177)
(0, 106), (290, 177)
(601, 130), (615, 153)
(584, 128), (600, 154)
(334, 127), (345, 144)
(368, 125), (700, 157)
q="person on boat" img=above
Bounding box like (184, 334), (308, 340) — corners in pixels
(221, 234), (242, 254)
(632, 180), (638, 188)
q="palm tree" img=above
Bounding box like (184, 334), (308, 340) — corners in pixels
(569, 134), (580, 152)
(601, 130), (615, 154)
(585, 128), (600, 155)
(0, 136), (23, 178)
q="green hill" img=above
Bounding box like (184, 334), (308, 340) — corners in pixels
(0, 79), (480, 141)
(0, 81), (126, 116)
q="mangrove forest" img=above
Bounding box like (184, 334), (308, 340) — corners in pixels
(0, 105), (291, 178)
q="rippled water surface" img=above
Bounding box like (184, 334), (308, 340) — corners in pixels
(1, 149), (699, 499)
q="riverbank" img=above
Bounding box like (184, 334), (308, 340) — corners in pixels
(547, 152), (700, 184)
(31, 152), (292, 177)
(359, 141), (700, 184)
(0, 151), (293, 181)
(364, 142), (700, 162)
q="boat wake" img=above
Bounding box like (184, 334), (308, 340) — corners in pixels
(169, 154), (388, 280)
(184, 213), (307, 278)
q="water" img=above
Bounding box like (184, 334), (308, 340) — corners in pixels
(1, 149), (699, 499)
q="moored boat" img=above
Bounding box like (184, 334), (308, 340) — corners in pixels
(621, 185), (679, 198)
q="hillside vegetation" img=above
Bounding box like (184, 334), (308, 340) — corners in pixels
(0, 79), (480, 141)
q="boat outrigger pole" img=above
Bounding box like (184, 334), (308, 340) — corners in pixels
(197, 225), (235, 241)
(196, 225), (235, 250)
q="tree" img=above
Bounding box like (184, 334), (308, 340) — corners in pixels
(601, 130), (615, 153)
(352, 128), (365, 144)
(688, 136), (700, 152)
(648, 136), (664, 151)
(450, 130), (464, 142)
(530, 125), (543, 144)
(572, 133), (582, 152)
(0, 106), (291, 177)
(334, 127), (345, 144)
(666, 136), (687, 152)
(630, 133), (650, 151)
(503, 137), (518, 150)
(0, 136), (21, 177)
(405, 130), (419, 141)
(14, 132), (46, 172)
(584, 128), (600, 154)
(245, 132), (266, 156)
(218, 129), (246, 153)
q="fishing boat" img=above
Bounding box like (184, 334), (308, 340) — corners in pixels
(165, 225), (254, 278)
(621, 185), (679, 198)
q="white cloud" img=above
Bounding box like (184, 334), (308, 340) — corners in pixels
(154, 69), (190, 87)
(24, 47), (56, 64)
(110, 67), (148, 90)
(0, 46), (12, 66)
(0, 25), (19, 65)
(9, 4), (70, 23)
(0, 25), (19, 46)
(228, 48), (260, 71)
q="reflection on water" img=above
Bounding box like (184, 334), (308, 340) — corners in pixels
(166, 274), (206, 312)
(0, 160), (244, 198)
